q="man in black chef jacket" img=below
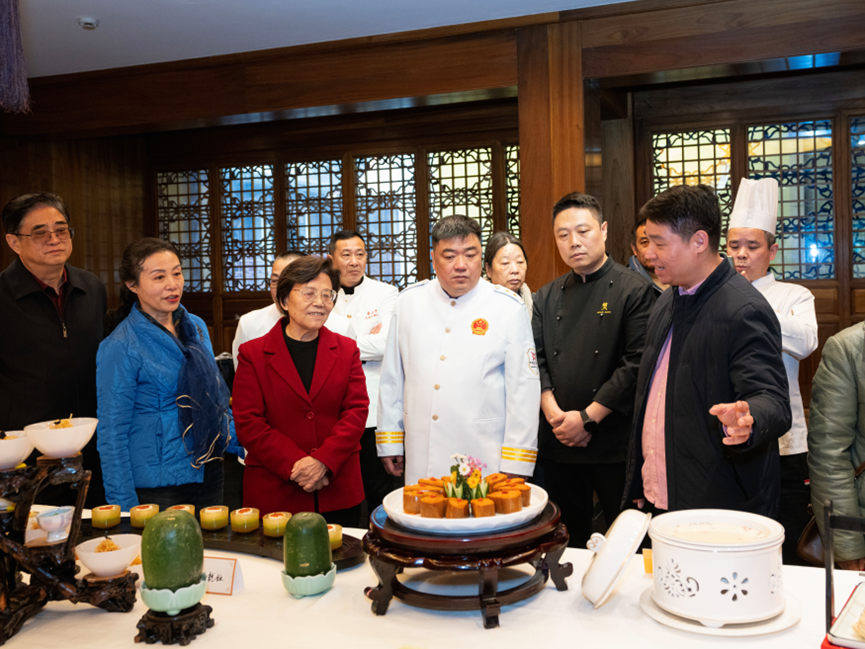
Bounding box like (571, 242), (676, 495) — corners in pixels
(533, 192), (656, 547)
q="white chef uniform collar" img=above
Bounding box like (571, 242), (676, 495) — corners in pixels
(728, 177), (779, 234)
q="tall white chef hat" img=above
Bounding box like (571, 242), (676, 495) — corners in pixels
(728, 177), (779, 234)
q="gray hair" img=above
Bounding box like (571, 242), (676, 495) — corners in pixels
(431, 214), (482, 248)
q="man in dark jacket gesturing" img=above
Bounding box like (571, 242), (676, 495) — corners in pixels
(622, 184), (791, 518)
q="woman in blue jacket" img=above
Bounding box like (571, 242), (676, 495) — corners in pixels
(97, 238), (235, 511)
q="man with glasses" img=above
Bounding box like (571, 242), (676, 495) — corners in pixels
(328, 230), (399, 518)
(0, 192), (107, 506)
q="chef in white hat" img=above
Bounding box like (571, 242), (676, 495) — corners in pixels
(726, 176), (818, 565)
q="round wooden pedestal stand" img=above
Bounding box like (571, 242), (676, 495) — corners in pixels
(135, 604), (214, 646)
(362, 502), (573, 628)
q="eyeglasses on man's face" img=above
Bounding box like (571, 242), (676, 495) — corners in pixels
(292, 287), (337, 303)
(14, 226), (75, 244)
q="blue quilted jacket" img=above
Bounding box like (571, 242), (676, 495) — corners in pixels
(96, 304), (236, 510)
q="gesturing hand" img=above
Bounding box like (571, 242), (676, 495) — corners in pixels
(708, 400), (753, 446)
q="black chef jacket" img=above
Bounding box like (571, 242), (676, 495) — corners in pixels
(532, 256), (656, 464)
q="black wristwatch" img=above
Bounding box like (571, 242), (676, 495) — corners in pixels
(579, 409), (598, 433)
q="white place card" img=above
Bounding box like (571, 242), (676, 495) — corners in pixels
(203, 556), (244, 595)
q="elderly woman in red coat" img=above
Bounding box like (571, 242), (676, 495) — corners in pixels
(233, 256), (368, 526)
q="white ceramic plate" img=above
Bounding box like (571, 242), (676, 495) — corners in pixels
(382, 485), (548, 535)
(639, 587), (801, 636)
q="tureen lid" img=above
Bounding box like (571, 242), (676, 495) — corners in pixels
(581, 508), (651, 608)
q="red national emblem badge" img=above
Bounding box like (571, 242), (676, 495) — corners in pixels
(471, 318), (489, 336)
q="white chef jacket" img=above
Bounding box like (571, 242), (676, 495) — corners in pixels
(330, 275), (399, 428)
(231, 303), (351, 369)
(752, 272), (818, 455)
(377, 278), (541, 484)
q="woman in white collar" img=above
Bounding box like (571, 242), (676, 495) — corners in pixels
(484, 231), (533, 316)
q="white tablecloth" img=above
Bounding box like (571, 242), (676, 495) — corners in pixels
(7, 528), (861, 648)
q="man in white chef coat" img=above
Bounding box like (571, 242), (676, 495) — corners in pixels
(377, 215), (541, 485)
(328, 229), (399, 516)
(726, 176), (818, 565)
(232, 250), (350, 368)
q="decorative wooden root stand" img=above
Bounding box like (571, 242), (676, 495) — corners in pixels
(0, 455), (138, 645)
(363, 502), (572, 629)
(135, 604), (214, 646)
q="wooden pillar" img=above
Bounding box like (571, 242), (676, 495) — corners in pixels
(517, 21), (585, 290)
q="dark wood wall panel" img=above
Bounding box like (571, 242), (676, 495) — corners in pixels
(601, 117), (635, 266)
(0, 136), (147, 307)
(1, 31), (518, 139)
(517, 22), (585, 291)
(582, 0), (865, 78)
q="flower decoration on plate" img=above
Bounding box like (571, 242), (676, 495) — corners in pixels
(446, 454), (489, 500)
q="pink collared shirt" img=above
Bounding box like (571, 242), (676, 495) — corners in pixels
(641, 279), (705, 510)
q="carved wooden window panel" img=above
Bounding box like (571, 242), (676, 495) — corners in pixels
(747, 120), (834, 280)
(156, 169), (212, 292)
(220, 165), (276, 291)
(851, 117), (865, 279)
(355, 154), (418, 290)
(505, 144), (522, 238)
(285, 159), (344, 258)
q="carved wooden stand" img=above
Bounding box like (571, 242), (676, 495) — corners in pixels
(135, 604), (214, 646)
(363, 502), (572, 629)
(0, 455), (138, 646)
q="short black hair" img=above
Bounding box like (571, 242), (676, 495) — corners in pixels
(2, 192), (70, 234)
(329, 230), (365, 255)
(631, 217), (648, 245)
(642, 184), (721, 252)
(484, 231), (528, 271)
(431, 215), (482, 248)
(276, 249), (305, 262)
(275, 256), (340, 317)
(552, 192), (603, 225)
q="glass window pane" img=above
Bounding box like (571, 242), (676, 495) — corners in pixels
(156, 170), (212, 292)
(852, 116), (865, 278)
(285, 160), (343, 257)
(355, 154), (417, 289)
(652, 128), (733, 242)
(748, 120), (834, 280)
(220, 165), (275, 291)
(505, 144), (521, 237)
(427, 147), (494, 243)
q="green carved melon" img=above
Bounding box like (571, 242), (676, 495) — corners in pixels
(283, 512), (332, 578)
(141, 510), (204, 591)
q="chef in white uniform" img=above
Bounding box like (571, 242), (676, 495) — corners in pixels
(232, 250), (349, 369)
(328, 230), (399, 514)
(377, 215), (541, 486)
(726, 176), (818, 564)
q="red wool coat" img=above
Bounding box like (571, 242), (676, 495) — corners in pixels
(233, 322), (369, 514)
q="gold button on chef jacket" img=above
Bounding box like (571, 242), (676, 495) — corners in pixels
(377, 278), (540, 485)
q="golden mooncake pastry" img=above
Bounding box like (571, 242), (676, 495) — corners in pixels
(506, 483), (532, 507)
(420, 495), (447, 518)
(489, 490), (522, 514)
(471, 498), (495, 518)
(445, 498), (469, 518)
(419, 477), (444, 489)
(485, 473), (509, 489)
(403, 488), (434, 514)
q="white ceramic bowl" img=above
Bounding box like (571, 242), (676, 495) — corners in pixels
(648, 509), (785, 628)
(76, 534), (142, 577)
(36, 506), (75, 542)
(25, 417), (97, 458)
(0, 432), (33, 470)
(581, 509), (651, 608)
